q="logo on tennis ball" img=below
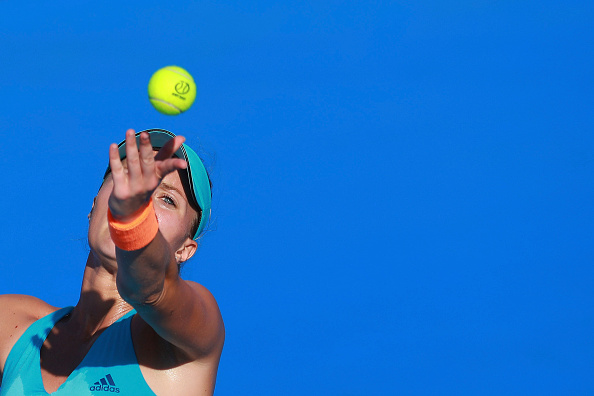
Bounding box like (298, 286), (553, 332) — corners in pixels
(175, 81), (190, 95)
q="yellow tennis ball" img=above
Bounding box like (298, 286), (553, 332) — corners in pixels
(148, 66), (197, 115)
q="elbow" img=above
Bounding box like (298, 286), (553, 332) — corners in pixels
(116, 276), (164, 306)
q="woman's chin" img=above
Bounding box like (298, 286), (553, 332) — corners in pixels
(88, 233), (117, 263)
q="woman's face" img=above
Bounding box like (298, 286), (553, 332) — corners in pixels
(88, 164), (198, 265)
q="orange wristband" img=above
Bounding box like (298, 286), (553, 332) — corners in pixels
(108, 199), (159, 251)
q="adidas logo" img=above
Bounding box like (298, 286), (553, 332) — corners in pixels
(89, 374), (120, 393)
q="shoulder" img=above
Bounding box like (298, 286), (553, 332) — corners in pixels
(132, 281), (224, 393)
(136, 279), (224, 360)
(0, 295), (57, 376)
(185, 280), (225, 339)
(185, 281), (221, 310)
(0, 294), (57, 322)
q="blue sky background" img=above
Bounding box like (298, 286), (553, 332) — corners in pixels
(1, 1), (593, 394)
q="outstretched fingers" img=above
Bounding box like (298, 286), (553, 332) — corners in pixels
(108, 130), (189, 219)
(156, 158), (188, 180)
(154, 135), (185, 161)
(124, 129), (142, 187)
(138, 131), (156, 182)
(109, 143), (127, 193)
(154, 135), (187, 180)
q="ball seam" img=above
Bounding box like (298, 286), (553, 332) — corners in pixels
(149, 97), (183, 114)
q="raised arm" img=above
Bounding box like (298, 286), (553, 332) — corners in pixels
(107, 129), (224, 360)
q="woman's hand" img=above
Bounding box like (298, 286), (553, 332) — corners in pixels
(108, 129), (187, 221)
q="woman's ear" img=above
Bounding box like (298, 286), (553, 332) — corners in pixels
(175, 238), (198, 264)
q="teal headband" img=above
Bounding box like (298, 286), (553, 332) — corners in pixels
(104, 129), (211, 239)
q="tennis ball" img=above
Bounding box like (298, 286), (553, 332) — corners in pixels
(148, 66), (197, 115)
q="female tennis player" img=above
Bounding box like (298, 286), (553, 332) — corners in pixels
(0, 129), (224, 395)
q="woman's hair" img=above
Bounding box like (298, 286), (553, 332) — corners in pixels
(180, 168), (213, 241)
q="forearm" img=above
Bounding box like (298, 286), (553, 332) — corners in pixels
(115, 231), (175, 305)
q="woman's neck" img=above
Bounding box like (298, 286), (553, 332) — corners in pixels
(67, 253), (133, 340)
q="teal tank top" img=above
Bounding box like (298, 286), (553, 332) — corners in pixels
(1, 307), (156, 395)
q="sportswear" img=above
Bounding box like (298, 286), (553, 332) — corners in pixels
(0, 307), (155, 395)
